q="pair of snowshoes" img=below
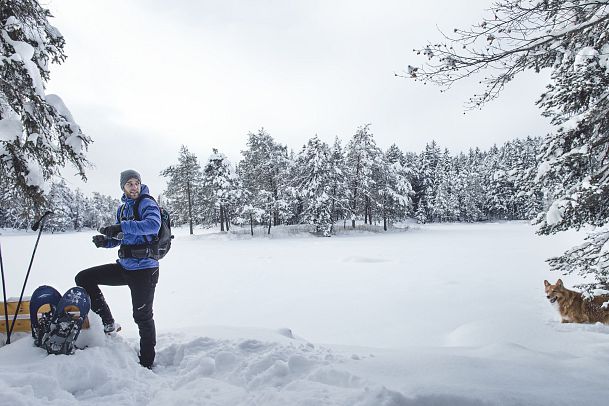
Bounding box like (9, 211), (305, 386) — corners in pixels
(30, 285), (91, 355)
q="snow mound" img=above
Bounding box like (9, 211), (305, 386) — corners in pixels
(1, 324), (432, 406)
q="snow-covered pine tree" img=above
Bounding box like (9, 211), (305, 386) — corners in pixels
(411, 0), (609, 292)
(292, 136), (334, 236)
(457, 149), (485, 222)
(0, 0), (90, 207)
(203, 148), (239, 232)
(413, 141), (441, 223)
(44, 179), (73, 232)
(375, 145), (413, 230)
(431, 149), (460, 222)
(86, 192), (119, 230)
(0, 162), (33, 228)
(345, 124), (383, 228)
(484, 145), (516, 220)
(507, 137), (544, 220)
(329, 137), (349, 226)
(161, 145), (203, 235)
(69, 188), (86, 230)
(238, 128), (290, 234)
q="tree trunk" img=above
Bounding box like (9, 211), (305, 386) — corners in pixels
(351, 190), (357, 228)
(220, 205), (225, 232)
(250, 213), (254, 236)
(268, 215), (272, 234)
(225, 208), (230, 231)
(187, 179), (193, 235)
(331, 183), (337, 225)
(351, 193), (357, 228)
(383, 197), (387, 231)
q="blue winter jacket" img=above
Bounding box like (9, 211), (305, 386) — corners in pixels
(106, 184), (161, 270)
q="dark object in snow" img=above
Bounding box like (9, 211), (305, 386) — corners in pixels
(30, 285), (62, 348)
(30, 286), (91, 355)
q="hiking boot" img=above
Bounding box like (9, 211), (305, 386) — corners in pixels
(139, 353), (154, 369)
(103, 322), (121, 334)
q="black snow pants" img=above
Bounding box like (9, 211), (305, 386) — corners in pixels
(75, 263), (159, 367)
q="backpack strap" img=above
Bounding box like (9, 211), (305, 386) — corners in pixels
(133, 194), (157, 221)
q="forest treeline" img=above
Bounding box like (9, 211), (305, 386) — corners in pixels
(161, 125), (542, 236)
(0, 125), (543, 235)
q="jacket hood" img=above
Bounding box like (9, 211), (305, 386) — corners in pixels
(122, 184), (150, 202)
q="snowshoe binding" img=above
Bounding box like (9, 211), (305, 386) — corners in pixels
(29, 285), (62, 348)
(44, 287), (91, 355)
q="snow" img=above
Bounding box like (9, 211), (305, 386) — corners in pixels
(0, 117), (23, 142)
(600, 43), (609, 71)
(1, 222), (609, 405)
(2, 18), (45, 97)
(574, 46), (599, 69)
(24, 157), (49, 193)
(46, 95), (85, 155)
(545, 199), (567, 226)
(535, 158), (552, 182)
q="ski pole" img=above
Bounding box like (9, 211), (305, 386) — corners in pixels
(8, 211), (53, 340)
(1, 242), (10, 344)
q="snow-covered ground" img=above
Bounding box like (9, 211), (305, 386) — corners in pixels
(1, 222), (608, 405)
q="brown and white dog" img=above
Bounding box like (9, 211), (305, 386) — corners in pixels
(544, 279), (609, 324)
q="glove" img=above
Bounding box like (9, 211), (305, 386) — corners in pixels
(92, 234), (107, 248)
(99, 224), (122, 238)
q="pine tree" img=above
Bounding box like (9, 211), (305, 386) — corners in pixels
(87, 192), (119, 229)
(508, 137), (544, 220)
(161, 145), (203, 234)
(457, 149), (485, 222)
(292, 136), (335, 236)
(45, 179), (74, 232)
(413, 141), (441, 223)
(0, 163), (33, 228)
(329, 137), (350, 225)
(375, 145), (413, 230)
(238, 128), (289, 234)
(203, 148), (238, 232)
(0, 0), (90, 207)
(345, 124), (382, 228)
(431, 149), (459, 222)
(484, 145), (515, 220)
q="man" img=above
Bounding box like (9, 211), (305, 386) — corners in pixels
(75, 169), (160, 369)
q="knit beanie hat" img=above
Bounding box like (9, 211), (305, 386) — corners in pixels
(120, 169), (141, 190)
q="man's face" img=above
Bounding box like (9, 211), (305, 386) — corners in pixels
(123, 178), (141, 200)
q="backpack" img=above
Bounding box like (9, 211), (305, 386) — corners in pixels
(120, 194), (173, 260)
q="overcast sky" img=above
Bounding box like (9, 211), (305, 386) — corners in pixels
(45, 0), (552, 197)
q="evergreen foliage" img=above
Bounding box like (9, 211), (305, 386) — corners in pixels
(292, 136), (335, 236)
(0, 0), (90, 207)
(238, 128), (290, 234)
(345, 124), (383, 228)
(1, 132), (543, 238)
(160, 145), (203, 235)
(203, 148), (240, 232)
(0, 175), (118, 231)
(410, 0), (609, 292)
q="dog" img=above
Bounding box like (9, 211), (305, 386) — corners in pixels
(544, 279), (609, 324)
